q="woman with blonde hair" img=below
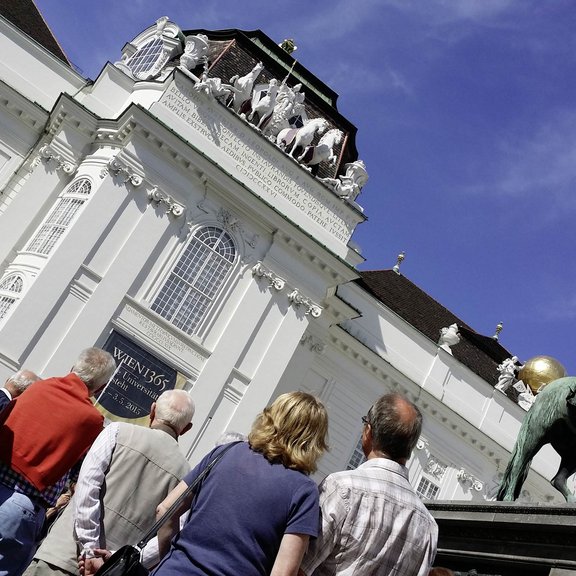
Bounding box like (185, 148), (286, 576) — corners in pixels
(153, 391), (328, 576)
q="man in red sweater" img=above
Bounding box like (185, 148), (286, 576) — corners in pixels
(0, 347), (116, 576)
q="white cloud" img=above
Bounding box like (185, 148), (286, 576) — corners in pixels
(461, 110), (576, 221)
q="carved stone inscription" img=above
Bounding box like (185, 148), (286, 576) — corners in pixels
(124, 303), (206, 363)
(155, 77), (358, 245)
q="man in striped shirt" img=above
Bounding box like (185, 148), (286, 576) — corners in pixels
(300, 393), (438, 576)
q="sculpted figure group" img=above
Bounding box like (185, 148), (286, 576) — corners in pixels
(187, 56), (368, 195)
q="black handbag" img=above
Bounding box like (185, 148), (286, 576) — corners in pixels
(94, 441), (239, 576)
(92, 545), (148, 576)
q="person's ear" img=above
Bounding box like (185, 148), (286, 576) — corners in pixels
(179, 422), (193, 436)
(149, 402), (156, 424)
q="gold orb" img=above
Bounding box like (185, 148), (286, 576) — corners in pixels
(518, 356), (567, 394)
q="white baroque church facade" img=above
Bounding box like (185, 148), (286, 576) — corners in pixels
(0, 8), (568, 504)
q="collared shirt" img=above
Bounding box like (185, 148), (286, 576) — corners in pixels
(301, 458), (438, 576)
(73, 422), (119, 556)
(0, 461), (68, 508)
(0, 388), (11, 402)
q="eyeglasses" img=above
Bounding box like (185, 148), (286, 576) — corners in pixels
(361, 415), (370, 426)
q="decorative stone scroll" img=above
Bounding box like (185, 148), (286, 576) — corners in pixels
(416, 437), (429, 451)
(251, 262), (285, 291)
(288, 289), (322, 318)
(457, 468), (483, 492)
(300, 334), (325, 354)
(251, 262), (322, 318)
(101, 156), (143, 187)
(148, 186), (184, 217)
(31, 144), (75, 174)
(425, 456), (448, 481)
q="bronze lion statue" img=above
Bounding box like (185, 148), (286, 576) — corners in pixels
(497, 376), (576, 502)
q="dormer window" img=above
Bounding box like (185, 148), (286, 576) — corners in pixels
(126, 37), (165, 79)
(115, 17), (185, 82)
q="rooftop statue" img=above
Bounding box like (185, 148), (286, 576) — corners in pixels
(319, 160), (369, 201)
(437, 323), (460, 354)
(276, 118), (329, 158)
(193, 68), (233, 99)
(227, 62), (264, 114)
(497, 376), (576, 502)
(495, 356), (523, 393)
(180, 35), (209, 71)
(263, 82), (306, 139)
(298, 128), (343, 169)
(248, 79), (279, 129)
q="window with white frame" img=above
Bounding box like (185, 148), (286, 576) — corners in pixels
(151, 226), (236, 335)
(346, 436), (366, 470)
(26, 178), (92, 255)
(416, 476), (440, 500)
(127, 37), (165, 79)
(0, 273), (24, 320)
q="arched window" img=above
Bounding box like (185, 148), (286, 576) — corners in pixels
(26, 178), (92, 255)
(0, 273), (24, 320)
(127, 37), (164, 79)
(151, 226), (236, 335)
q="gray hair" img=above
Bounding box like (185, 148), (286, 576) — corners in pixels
(216, 431), (247, 446)
(5, 369), (39, 394)
(72, 348), (116, 393)
(155, 389), (195, 434)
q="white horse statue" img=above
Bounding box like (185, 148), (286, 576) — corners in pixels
(276, 118), (328, 157)
(248, 79), (279, 129)
(228, 61), (264, 113)
(298, 129), (343, 168)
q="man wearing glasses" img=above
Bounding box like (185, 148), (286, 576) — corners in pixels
(300, 393), (438, 576)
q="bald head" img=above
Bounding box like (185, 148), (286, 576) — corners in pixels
(4, 369), (40, 398)
(366, 393), (422, 463)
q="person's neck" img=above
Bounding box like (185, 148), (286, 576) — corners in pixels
(366, 449), (406, 466)
(151, 420), (179, 440)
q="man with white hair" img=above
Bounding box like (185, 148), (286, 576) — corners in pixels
(0, 369), (40, 411)
(26, 388), (195, 576)
(0, 347), (115, 576)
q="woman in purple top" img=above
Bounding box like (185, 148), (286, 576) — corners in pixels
(153, 391), (328, 576)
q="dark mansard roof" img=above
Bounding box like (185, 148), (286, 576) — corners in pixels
(1, 0), (69, 64)
(354, 269), (513, 386)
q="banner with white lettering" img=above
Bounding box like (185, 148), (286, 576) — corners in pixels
(96, 331), (181, 423)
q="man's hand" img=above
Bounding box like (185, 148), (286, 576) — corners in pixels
(78, 550), (110, 576)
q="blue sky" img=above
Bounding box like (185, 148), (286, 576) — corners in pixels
(34, 0), (576, 375)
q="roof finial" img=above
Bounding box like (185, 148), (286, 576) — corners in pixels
(279, 39), (298, 55)
(493, 321), (503, 340)
(392, 251), (405, 275)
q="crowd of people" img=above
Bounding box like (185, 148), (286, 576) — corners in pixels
(0, 346), (444, 576)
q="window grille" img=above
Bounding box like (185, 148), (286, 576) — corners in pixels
(416, 477), (440, 500)
(127, 37), (164, 78)
(346, 437), (366, 470)
(0, 273), (24, 320)
(27, 179), (91, 255)
(151, 226), (236, 335)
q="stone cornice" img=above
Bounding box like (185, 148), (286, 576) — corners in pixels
(0, 80), (47, 131)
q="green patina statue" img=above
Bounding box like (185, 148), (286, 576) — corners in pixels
(497, 376), (576, 502)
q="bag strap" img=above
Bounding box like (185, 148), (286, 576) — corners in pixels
(135, 441), (240, 550)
